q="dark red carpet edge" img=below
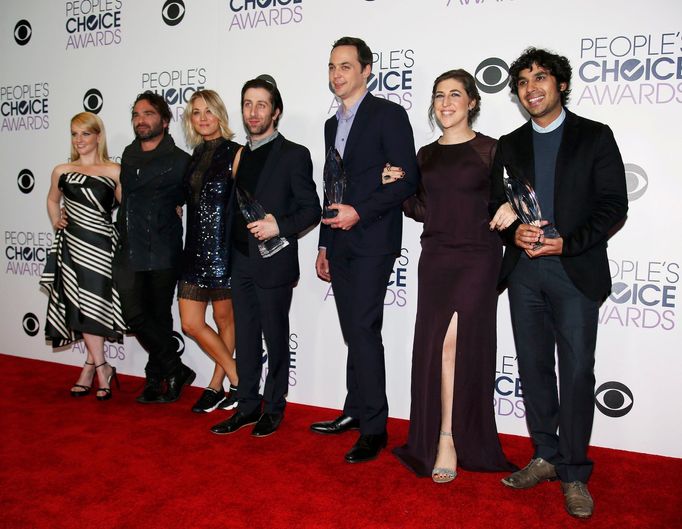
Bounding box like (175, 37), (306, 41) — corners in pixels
(0, 354), (680, 529)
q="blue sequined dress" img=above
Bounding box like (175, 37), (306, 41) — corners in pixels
(179, 138), (240, 296)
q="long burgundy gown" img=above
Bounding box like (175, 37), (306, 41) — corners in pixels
(393, 133), (515, 475)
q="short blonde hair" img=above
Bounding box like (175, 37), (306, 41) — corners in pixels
(182, 90), (234, 148)
(70, 112), (110, 162)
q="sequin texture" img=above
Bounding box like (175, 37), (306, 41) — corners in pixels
(180, 137), (240, 289)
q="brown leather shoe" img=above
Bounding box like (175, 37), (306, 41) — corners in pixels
(561, 481), (594, 519)
(501, 457), (557, 489)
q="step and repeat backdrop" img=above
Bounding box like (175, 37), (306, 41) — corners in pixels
(2, 0), (680, 458)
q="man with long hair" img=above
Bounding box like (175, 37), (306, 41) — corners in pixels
(116, 91), (194, 404)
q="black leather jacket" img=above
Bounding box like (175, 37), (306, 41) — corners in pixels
(116, 134), (190, 271)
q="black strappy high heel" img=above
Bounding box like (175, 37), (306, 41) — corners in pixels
(70, 360), (95, 397)
(95, 362), (120, 401)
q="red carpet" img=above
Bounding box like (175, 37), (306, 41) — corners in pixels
(0, 354), (680, 529)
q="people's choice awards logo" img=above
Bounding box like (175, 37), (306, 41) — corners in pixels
(140, 67), (207, 122)
(73, 340), (126, 360)
(595, 381), (634, 418)
(14, 20), (32, 46)
(624, 163), (648, 201)
(385, 248), (409, 307)
(1, 83), (50, 132)
(328, 49), (414, 114)
(228, 0), (303, 31)
(494, 354), (525, 419)
(577, 32), (682, 105)
(65, 0), (122, 49)
(5, 230), (52, 277)
(162, 0), (185, 26)
(601, 259), (678, 330)
(17, 169), (35, 194)
(22, 313), (40, 337)
(323, 248), (410, 308)
(368, 49), (414, 111)
(475, 57), (510, 94)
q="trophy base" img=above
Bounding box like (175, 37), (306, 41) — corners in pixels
(532, 224), (560, 249)
(542, 224), (560, 238)
(258, 236), (290, 258)
(323, 208), (338, 219)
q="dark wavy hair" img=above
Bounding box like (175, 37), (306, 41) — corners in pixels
(508, 47), (572, 105)
(428, 69), (481, 129)
(240, 76), (284, 128)
(131, 90), (172, 129)
(332, 36), (373, 72)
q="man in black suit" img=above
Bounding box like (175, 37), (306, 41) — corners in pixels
(211, 75), (320, 437)
(116, 91), (194, 404)
(310, 37), (419, 463)
(489, 48), (628, 519)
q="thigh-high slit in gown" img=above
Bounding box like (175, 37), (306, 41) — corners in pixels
(393, 134), (515, 475)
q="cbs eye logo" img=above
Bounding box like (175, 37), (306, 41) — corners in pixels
(475, 57), (510, 94)
(172, 331), (186, 355)
(22, 313), (40, 337)
(83, 88), (103, 114)
(18, 169), (35, 194)
(14, 20), (32, 46)
(162, 0), (185, 26)
(595, 381), (634, 418)
(624, 163), (648, 201)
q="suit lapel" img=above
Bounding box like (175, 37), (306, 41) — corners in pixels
(325, 117), (337, 151)
(555, 110), (580, 196)
(254, 134), (284, 197)
(512, 121), (535, 186)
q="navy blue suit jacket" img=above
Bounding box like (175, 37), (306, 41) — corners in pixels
(244, 134), (321, 288)
(490, 110), (628, 301)
(319, 93), (419, 258)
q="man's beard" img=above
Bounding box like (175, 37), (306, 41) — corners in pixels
(135, 122), (164, 141)
(245, 116), (274, 138)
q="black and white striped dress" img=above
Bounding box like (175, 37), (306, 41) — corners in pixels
(40, 172), (125, 347)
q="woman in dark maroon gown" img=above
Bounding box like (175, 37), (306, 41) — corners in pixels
(392, 70), (516, 482)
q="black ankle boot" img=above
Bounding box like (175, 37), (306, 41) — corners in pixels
(161, 364), (196, 403)
(136, 376), (164, 404)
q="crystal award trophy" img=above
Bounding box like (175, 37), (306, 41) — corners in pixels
(236, 187), (289, 258)
(323, 146), (347, 219)
(503, 166), (560, 249)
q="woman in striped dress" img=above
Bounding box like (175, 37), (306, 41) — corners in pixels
(40, 112), (124, 400)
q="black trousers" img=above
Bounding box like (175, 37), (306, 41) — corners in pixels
(116, 266), (181, 378)
(231, 250), (293, 415)
(329, 253), (395, 435)
(508, 256), (599, 483)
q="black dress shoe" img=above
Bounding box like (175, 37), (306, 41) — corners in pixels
(160, 364), (196, 403)
(251, 412), (283, 437)
(210, 408), (261, 435)
(345, 432), (388, 463)
(310, 414), (360, 435)
(136, 376), (164, 404)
